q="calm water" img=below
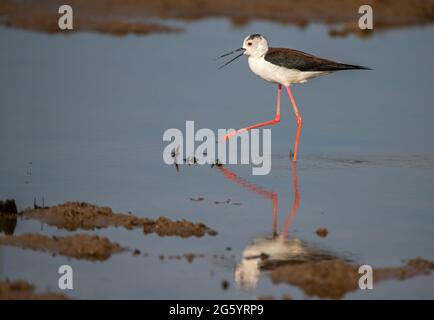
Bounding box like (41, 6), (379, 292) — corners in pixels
(1, 19), (434, 299)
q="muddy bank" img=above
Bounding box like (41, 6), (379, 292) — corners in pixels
(0, 279), (69, 300)
(23, 202), (217, 237)
(23, 202), (152, 231)
(1, 0), (433, 37)
(0, 233), (126, 261)
(271, 257), (434, 299)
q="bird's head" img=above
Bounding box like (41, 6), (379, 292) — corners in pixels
(242, 34), (269, 57)
(216, 34), (269, 69)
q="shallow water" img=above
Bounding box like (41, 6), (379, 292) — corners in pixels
(1, 19), (434, 299)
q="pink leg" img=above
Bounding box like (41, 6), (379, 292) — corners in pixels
(223, 84), (282, 141)
(285, 85), (302, 162)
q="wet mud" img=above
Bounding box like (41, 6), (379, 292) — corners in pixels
(23, 202), (152, 231)
(271, 257), (434, 299)
(23, 202), (217, 237)
(143, 216), (217, 238)
(0, 279), (69, 300)
(315, 227), (329, 238)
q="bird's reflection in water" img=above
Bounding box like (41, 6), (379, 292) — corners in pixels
(218, 164), (338, 290)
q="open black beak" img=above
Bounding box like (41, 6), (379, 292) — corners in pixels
(215, 47), (244, 60)
(216, 48), (245, 70)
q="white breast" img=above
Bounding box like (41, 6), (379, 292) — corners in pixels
(248, 56), (329, 86)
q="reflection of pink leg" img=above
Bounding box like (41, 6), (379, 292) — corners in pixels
(223, 85), (282, 141)
(285, 85), (302, 162)
(281, 163), (300, 239)
(216, 166), (280, 237)
(272, 195), (278, 237)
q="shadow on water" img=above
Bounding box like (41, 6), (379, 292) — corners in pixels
(216, 164), (345, 290)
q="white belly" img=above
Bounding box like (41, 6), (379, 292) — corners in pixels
(248, 56), (329, 85)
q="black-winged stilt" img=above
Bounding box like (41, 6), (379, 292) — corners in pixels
(218, 34), (370, 162)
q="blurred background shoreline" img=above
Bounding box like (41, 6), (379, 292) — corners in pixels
(1, 0), (434, 37)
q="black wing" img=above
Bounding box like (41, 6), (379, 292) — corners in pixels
(264, 48), (369, 71)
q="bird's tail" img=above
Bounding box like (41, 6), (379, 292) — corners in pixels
(334, 63), (371, 70)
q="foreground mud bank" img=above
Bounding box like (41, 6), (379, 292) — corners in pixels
(23, 202), (217, 237)
(0, 279), (69, 300)
(2, 199), (434, 299)
(1, 200), (217, 261)
(1, 0), (433, 37)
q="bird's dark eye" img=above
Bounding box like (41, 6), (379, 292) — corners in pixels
(248, 42), (252, 46)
